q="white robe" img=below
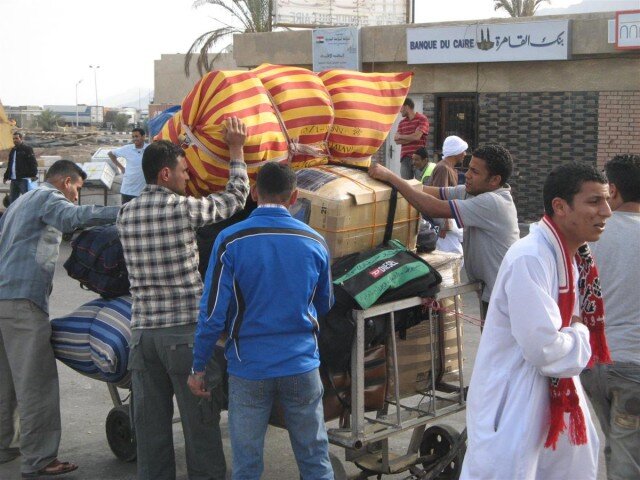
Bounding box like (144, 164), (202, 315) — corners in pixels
(460, 223), (599, 480)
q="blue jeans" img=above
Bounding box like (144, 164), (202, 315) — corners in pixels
(228, 369), (333, 480)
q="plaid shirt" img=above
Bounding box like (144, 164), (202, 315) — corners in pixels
(116, 161), (249, 329)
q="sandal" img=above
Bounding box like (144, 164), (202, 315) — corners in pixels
(21, 459), (78, 478)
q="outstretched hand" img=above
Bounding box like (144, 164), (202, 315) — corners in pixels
(223, 117), (247, 149)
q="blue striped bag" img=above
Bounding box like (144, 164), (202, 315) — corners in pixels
(51, 296), (132, 385)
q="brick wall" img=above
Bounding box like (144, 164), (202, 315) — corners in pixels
(478, 92), (599, 221)
(597, 91), (640, 169)
(422, 94), (436, 159)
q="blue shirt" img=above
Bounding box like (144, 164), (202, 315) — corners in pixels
(193, 206), (334, 379)
(0, 183), (119, 313)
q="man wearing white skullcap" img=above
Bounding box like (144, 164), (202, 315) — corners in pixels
(427, 136), (468, 256)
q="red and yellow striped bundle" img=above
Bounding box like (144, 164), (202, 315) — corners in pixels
(252, 64), (334, 169)
(156, 64), (412, 195)
(320, 70), (413, 167)
(157, 70), (288, 195)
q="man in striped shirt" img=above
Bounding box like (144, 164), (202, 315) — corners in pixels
(395, 98), (429, 179)
(117, 117), (250, 480)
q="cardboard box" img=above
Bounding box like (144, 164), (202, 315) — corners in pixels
(292, 166), (421, 260)
(386, 317), (462, 399)
(80, 162), (115, 189)
(79, 175), (122, 206)
(91, 147), (126, 173)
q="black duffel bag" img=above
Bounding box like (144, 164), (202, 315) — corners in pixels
(64, 225), (130, 298)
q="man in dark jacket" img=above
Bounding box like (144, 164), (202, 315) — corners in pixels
(3, 132), (37, 204)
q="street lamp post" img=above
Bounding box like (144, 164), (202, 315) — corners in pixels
(75, 79), (83, 128)
(89, 65), (100, 126)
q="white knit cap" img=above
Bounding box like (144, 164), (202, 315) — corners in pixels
(442, 136), (468, 158)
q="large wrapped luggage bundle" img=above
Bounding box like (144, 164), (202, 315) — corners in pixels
(51, 296), (132, 386)
(252, 63), (334, 169)
(156, 64), (412, 195)
(291, 165), (422, 259)
(157, 70), (288, 196)
(320, 70), (413, 167)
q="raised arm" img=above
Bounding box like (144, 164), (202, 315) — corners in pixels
(186, 117), (250, 228)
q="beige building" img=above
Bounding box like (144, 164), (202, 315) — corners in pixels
(151, 52), (239, 116)
(155, 12), (639, 220)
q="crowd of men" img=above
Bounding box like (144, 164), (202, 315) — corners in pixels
(0, 104), (638, 480)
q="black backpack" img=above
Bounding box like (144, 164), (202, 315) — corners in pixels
(63, 225), (130, 298)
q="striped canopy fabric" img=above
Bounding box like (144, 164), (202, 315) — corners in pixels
(156, 64), (413, 195)
(51, 296), (132, 386)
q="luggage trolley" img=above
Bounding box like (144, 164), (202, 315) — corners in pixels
(105, 380), (137, 462)
(329, 281), (482, 479)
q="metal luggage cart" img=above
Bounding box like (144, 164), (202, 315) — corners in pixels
(105, 380), (137, 462)
(329, 281), (482, 480)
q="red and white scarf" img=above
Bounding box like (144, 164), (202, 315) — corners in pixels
(540, 214), (611, 449)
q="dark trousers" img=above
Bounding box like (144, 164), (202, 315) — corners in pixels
(400, 156), (414, 180)
(9, 179), (29, 204)
(129, 324), (226, 480)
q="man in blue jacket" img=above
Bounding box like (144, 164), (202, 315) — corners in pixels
(189, 162), (334, 480)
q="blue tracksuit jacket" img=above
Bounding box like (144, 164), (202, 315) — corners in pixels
(192, 206), (334, 379)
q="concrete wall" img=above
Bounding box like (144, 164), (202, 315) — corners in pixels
(233, 13), (640, 93)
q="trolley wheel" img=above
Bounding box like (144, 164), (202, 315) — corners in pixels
(106, 405), (137, 462)
(419, 425), (465, 479)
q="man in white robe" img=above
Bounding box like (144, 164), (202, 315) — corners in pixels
(461, 162), (612, 480)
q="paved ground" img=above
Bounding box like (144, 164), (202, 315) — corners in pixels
(0, 241), (606, 480)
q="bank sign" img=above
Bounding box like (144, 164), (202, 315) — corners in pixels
(407, 20), (570, 64)
(313, 27), (361, 71)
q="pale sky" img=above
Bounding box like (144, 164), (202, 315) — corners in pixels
(0, 0), (621, 107)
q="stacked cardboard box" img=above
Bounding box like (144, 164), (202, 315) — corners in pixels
(78, 175), (122, 207)
(293, 166), (422, 260)
(81, 162), (116, 189)
(386, 251), (464, 399)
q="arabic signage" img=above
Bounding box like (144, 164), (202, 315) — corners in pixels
(407, 20), (570, 64)
(312, 27), (361, 72)
(615, 10), (640, 50)
(274, 0), (406, 27)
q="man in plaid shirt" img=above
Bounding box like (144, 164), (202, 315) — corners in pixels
(117, 117), (249, 480)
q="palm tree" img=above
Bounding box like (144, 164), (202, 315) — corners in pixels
(493, 0), (550, 17)
(37, 109), (62, 132)
(184, 0), (273, 77)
